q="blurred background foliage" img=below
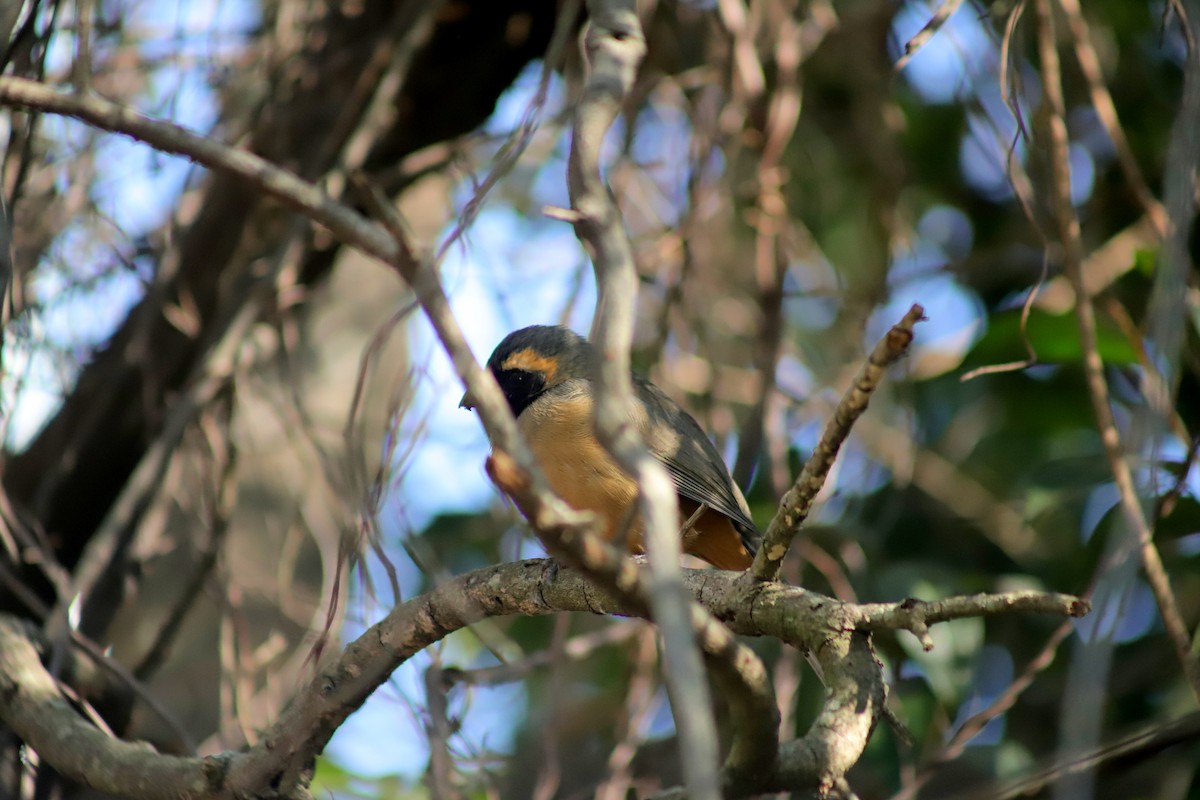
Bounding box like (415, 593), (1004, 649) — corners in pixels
(1, 0), (1199, 798)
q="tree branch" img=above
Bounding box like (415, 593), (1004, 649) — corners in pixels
(752, 304), (926, 581)
(0, 76), (400, 275)
(0, 71), (1092, 800)
(855, 591), (1089, 650)
(1, 567), (1087, 800)
(566, 3), (726, 797)
(0, 616), (225, 800)
(1033, 0), (1200, 703)
(565, 2), (786, 793)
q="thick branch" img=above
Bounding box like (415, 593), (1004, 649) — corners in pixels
(0, 616), (224, 800)
(1, 570), (1086, 800)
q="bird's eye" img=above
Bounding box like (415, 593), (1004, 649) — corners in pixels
(494, 367), (546, 416)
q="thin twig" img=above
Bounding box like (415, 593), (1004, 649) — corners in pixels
(894, 0), (966, 72)
(679, 502), (709, 539)
(444, 621), (641, 686)
(432, 0), (581, 266)
(945, 710), (1200, 800)
(424, 660), (459, 800)
(733, 3), (802, 487)
(751, 304), (925, 582)
(1057, 0), (1169, 236)
(887, 615), (1077, 800)
(132, 404), (236, 684)
(1155, 435), (1200, 520)
(1034, 0), (1200, 704)
(596, 628), (659, 800)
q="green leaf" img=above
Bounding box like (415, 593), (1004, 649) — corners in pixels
(963, 308), (1139, 369)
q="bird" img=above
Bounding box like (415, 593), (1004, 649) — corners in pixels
(460, 325), (760, 570)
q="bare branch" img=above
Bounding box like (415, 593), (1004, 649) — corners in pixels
(2, 566), (1086, 800)
(855, 591), (1089, 651)
(0, 616), (224, 800)
(752, 304), (925, 582)
(889, 615), (1079, 800)
(894, 0), (966, 72)
(0, 77), (400, 271)
(1057, 0), (1169, 236)
(1034, 0), (1200, 704)
(943, 710), (1200, 800)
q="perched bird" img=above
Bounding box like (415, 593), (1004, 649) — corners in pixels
(461, 325), (760, 570)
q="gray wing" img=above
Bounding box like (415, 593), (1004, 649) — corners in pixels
(633, 377), (760, 554)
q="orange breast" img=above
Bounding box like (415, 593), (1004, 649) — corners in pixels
(519, 389), (641, 548)
(517, 387), (753, 571)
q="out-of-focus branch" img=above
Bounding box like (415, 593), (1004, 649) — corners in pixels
(566, 2), (780, 794)
(889, 614), (1078, 800)
(945, 710), (1200, 800)
(732, 2), (806, 489)
(894, 0), (966, 72)
(566, 1), (721, 796)
(1034, 0), (1200, 704)
(0, 77), (400, 274)
(1057, 0), (1168, 236)
(1153, 0), (1200, 491)
(0, 616), (222, 800)
(1, 569), (1087, 800)
(752, 304), (925, 582)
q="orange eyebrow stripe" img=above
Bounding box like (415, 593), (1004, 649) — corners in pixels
(502, 348), (558, 382)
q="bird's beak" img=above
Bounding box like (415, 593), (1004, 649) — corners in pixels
(459, 390), (476, 411)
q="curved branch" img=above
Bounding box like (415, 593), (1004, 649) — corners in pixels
(1, 568), (1087, 800)
(0, 616), (225, 799)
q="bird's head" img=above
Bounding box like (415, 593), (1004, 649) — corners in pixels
(460, 325), (596, 416)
